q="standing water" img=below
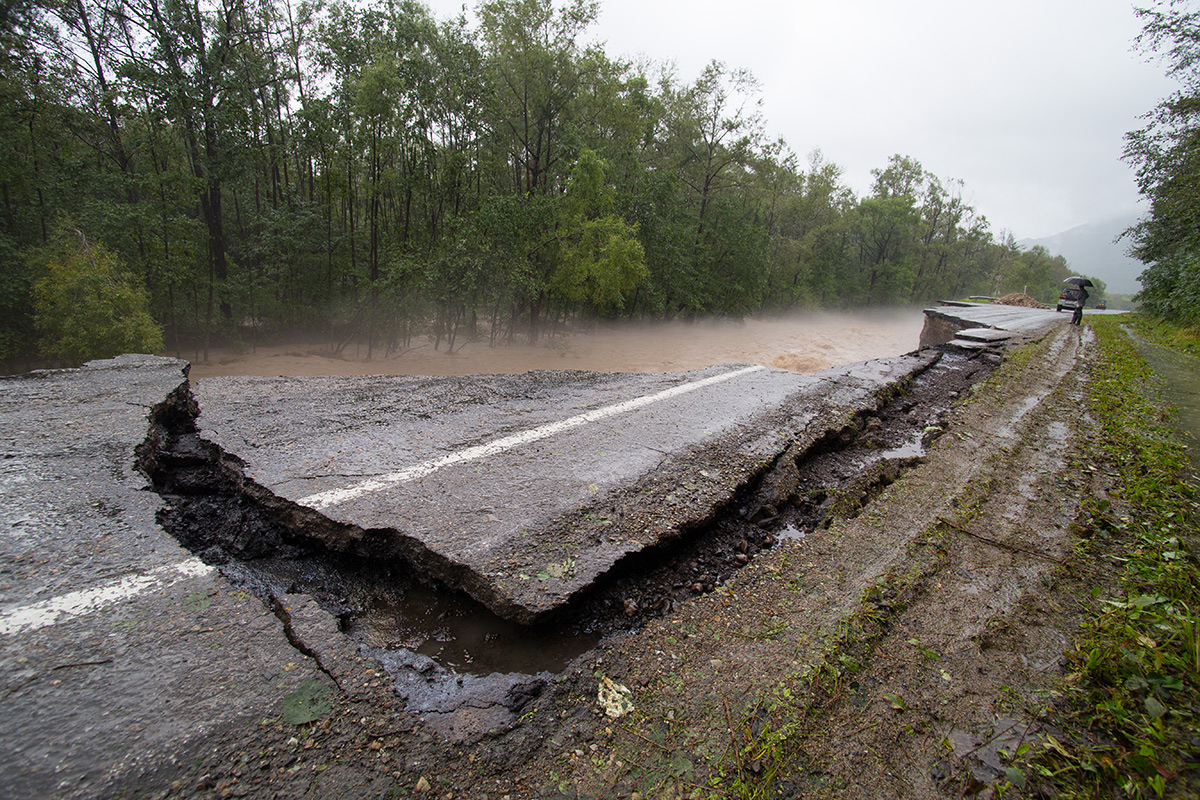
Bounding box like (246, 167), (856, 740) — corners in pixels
(1129, 332), (1200, 476)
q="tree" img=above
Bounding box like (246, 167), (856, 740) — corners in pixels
(32, 231), (163, 363)
(758, 149), (853, 309)
(999, 244), (1069, 302)
(552, 148), (646, 312)
(1124, 0), (1200, 324)
(479, 0), (597, 196)
(0, 0), (1086, 362)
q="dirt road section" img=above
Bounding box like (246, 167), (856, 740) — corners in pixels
(183, 355), (935, 624)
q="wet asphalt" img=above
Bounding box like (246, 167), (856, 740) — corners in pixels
(191, 354), (940, 623)
(0, 305), (1070, 798)
(0, 356), (335, 799)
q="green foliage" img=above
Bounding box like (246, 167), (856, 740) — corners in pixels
(0, 0), (1085, 359)
(32, 234), (164, 364)
(1136, 249), (1200, 325)
(0, 234), (37, 360)
(1123, 2), (1200, 326)
(1128, 312), (1200, 358)
(553, 149), (647, 311)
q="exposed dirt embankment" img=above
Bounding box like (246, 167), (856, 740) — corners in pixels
(129, 326), (1111, 800)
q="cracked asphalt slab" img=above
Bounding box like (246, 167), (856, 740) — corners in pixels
(0, 304), (1075, 798)
(190, 354), (939, 623)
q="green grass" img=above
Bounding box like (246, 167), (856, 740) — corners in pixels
(1126, 313), (1200, 359)
(1022, 317), (1200, 798)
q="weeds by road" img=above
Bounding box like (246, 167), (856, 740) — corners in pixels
(1125, 315), (1200, 359)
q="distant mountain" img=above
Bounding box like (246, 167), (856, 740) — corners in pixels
(1017, 215), (1145, 295)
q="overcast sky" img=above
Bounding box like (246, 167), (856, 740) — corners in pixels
(423, 0), (1178, 240)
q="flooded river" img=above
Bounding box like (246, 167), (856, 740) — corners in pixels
(187, 311), (925, 379)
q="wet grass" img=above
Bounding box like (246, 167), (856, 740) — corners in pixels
(1020, 317), (1200, 798)
(1125, 313), (1200, 359)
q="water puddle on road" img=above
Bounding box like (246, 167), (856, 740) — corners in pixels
(875, 429), (927, 460)
(218, 553), (601, 676)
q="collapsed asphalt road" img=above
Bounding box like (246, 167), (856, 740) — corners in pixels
(176, 355), (943, 625)
(0, 304), (1072, 798)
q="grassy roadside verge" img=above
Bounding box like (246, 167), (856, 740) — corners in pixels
(1024, 317), (1200, 798)
(1123, 314), (1200, 359)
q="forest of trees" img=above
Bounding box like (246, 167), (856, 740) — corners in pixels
(1125, 0), (1200, 327)
(1, 0), (1086, 365)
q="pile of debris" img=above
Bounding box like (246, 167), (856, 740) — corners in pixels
(996, 292), (1046, 309)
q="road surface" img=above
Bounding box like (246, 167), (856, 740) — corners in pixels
(0, 304), (1069, 797)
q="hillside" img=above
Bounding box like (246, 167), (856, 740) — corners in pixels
(1018, 214), (1144, 294)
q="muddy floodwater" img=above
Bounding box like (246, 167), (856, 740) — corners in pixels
(187, 310), (925, 379)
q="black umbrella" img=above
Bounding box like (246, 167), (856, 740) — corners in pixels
(1064, 276), (1094, 287)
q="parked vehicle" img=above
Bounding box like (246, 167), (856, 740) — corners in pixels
(1056, 286), (1085, 313)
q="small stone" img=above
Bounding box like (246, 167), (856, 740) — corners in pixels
(415, 776), (432, 793)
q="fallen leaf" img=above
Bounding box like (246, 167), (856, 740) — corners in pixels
(597, 675), (633, 718)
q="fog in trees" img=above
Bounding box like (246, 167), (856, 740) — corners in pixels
(0, 0), (1096, 364)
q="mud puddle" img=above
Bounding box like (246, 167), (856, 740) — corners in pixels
(140, 347), (997, 687)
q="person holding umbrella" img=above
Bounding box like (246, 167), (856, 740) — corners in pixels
(1064, 276), (1093, 325)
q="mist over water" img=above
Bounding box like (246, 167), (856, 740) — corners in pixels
(189, 310), (926, 379)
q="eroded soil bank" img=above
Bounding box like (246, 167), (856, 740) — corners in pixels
(106, 322), (1140, 800)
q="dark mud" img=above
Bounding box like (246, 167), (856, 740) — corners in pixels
(139, 346), (998, 688)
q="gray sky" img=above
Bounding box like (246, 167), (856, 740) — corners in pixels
(424, 0), (1178, 240)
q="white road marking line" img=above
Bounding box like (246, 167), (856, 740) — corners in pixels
(299, 364), (767, 510)
(0, 558), (215, 636)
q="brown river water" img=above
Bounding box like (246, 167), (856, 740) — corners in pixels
(187, 310), (926, 379)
